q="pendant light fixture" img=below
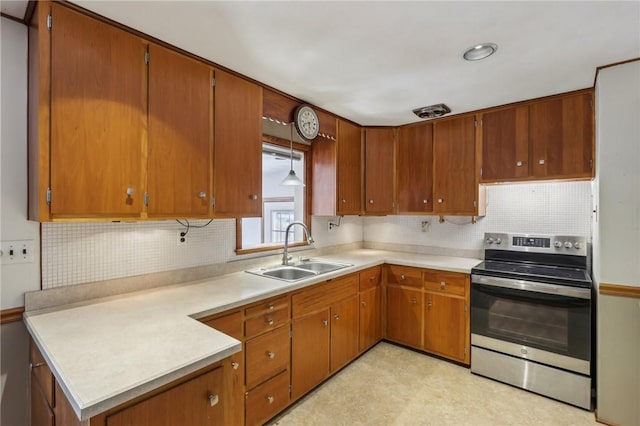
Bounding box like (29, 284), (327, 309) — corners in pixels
(281, 122), (305, 186)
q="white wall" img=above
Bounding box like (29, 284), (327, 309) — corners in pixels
(0, 16), (37, 426)
(594, 60), (640, 426)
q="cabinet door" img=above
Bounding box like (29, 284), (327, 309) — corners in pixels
(31, 379), (54, 426)
(529, 92), (594, 179)
(481, 106), (529, 182)
(147, 44), (212, 218)
(107, 367), (224, 426)
(50, 4), (146, 217)
(291, 309), (330, 400)
(359, 286), (382, 353)
(330, 295), (359, 372)
(364, 128), (395, 214)
(336, 119), (363, 215)
(424, 293), (467, 363)
(397, 123), (433, 213)
(386, 286), (423, 348)
(433, 115), (478, 214)
(214, 69), (262, 216)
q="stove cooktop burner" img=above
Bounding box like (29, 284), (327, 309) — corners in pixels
(472, 260), (592, 288)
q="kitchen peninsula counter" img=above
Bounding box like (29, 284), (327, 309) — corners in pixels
(24, 249), (481, 421)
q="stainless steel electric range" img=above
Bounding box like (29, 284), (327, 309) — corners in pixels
(470, 233), (594, 410)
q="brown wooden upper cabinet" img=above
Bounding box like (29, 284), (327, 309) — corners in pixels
(312, 119), (363, 216)
(47, 4), (147, 219)
(433, 115), (484, 216)
(147, 44), (213, 218)
(213, 69), (263, 217)
(529, 91), (594, 179)
(396, 123), (433, 214)
(364, 128), (395, 215)
(480, 90), (594, 183)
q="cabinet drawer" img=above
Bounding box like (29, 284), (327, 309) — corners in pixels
(30, 340), (54, 408)
(292, 274), (358, 318)
(245, 295), (289, 318)
(31, 378), (54, 426)
(201, 310), (243, 340)
(359, 266), (381, 291)
(245, 307), (289, 338)
(245, 326), (290, 389)
(386, 265), (423, 287)
(245, 370), (290, 426)
(423, 269), (468, 296)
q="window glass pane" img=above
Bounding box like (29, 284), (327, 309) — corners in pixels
(240, 143), (305, 249)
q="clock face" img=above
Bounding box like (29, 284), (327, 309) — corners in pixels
(294, 105), (320, 140)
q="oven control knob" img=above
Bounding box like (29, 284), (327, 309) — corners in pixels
(495, 238), (502, 245)
(564, 241), (573, 249)
(486, 237), (494, 244)
(554, 241), (563, 248)
(574, 242), (581, 249)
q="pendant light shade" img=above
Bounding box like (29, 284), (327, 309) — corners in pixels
(281, 123), (305, 186)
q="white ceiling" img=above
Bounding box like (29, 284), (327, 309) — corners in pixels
(4, 1), (640, 126)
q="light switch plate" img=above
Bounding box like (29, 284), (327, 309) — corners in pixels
(1, 240), (35, 264)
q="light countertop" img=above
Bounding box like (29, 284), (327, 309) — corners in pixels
(24, 249), (481, 420)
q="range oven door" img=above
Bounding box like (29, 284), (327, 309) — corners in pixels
(471, 274), (591, 375)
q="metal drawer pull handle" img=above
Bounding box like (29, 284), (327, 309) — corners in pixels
(231, 361), (239, 370)
(411, 297), (417, 304)
(427, 301), (433, 308)
(208, 394), (219, 407)
(440, 281), (446, 289)
(268, 303), (275, 310)
(29, 362), (44, 369)
(322, 319), (328, 326)
(400, 274), (406, 280)
(266, 395), (275, 404)
(266, 318), (274, 325)
(266, 351), (275, 359)
(370, 276), (376, 281)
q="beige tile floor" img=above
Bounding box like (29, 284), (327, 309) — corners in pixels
(270, 342), (596, 426)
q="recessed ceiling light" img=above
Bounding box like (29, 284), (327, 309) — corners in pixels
(463, 43), (498, 61)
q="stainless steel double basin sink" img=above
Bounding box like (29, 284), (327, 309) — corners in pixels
(246, 259), (353, 283)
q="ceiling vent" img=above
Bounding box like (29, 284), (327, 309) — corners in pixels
(412, 104), (451, 119)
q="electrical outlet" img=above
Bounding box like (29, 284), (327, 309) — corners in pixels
(1, 240), (35, 264)
(177, 232), (187, 246)
(328, 221), (338, 232)
(421, 220), (430, 233)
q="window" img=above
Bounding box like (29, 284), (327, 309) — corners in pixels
(238, 142), (309, 252)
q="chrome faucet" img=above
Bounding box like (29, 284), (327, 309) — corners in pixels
(282, 221), (314, 265)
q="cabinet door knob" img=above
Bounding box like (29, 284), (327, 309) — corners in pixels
(268, 303), (275, 310)
(437, 198), (443, 204)
(266, 318), (274, 325)
(322, 319), (328, 326)
(266, 351), (275, 359)
(427, 300), (433, 308)
(29, 362), (44, 369)
(411, 297), (417, 304)
(266, 395), (275, 404)
(538, 159), (545, 165)
(231, 361), (239, 370)
(198, 191), (207, 199)
(423, 199), (428, 204)
(341, 198), (347, 203)
(369, 199), (374, 204)
(440, 281), (446, 289)
(250, 194), (258, 200)
(400, 274), (406, 280)
(126, 187), (135, 196)
(370, 275), (376, 281)
(334, 314), (340, 320)
(208, 394), (219, 407)
(361, 301), (367, 307)
(516, 161), (523, 167)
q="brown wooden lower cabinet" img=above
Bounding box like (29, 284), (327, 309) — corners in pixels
(106, 367), (224, 426)
(424, 293), (467, 363)
(359, 286), (382, 353)
(245, 370), (290, 426)
(330, 294), (359, 372)
(291, 309), (331, 400)
(386, 285), (423, 348)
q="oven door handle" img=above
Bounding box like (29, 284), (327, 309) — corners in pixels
(471, 274), (591, 299)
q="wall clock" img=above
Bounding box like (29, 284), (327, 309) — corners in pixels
(294, 104), (320, 140)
